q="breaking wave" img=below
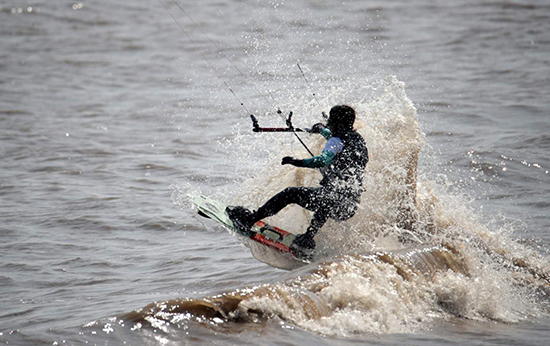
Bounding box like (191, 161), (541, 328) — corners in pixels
(161, 76), (550, 335)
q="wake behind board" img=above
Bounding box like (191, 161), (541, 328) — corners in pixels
(193, 194), (313, 269)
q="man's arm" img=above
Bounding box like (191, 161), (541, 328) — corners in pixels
(282, 137), (344, 168)
(309, 123), (332, 140)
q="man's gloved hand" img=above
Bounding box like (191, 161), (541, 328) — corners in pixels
(281, 156), (296, 165)
(308, 122), (325, 134)
(281, 156), (304, 167)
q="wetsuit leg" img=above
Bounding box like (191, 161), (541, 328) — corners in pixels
(294, 190), (357, 248)
(252, 187), (322, 222)
(291, 207), (331, 249)
(253, 188), (331, 251)
(308, 209), (331, 235)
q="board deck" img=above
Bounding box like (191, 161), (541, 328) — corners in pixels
(193, 194), (311, 265)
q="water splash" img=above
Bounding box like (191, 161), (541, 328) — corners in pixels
(165, 76), (550, 336)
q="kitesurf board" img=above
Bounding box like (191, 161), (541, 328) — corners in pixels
(193, 194), (312, 269)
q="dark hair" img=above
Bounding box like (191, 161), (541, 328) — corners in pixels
(327, 105), (355, 136)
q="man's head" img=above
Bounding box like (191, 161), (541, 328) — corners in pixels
(327, 105), (355, 137)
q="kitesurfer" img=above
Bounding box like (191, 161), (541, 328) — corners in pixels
(227, 105), (369, 255)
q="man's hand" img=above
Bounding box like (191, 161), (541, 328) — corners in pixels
(281, 156), (296, 165)
(282, 156), (305, 167)
(308, 123), (325, 134)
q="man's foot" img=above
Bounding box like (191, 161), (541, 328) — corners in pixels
(290, 233), (316, 261)
(293, 233), (316, 249)
(226, 206), (255, 236)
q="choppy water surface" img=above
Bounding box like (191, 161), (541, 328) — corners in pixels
(1, 0), (549, 345)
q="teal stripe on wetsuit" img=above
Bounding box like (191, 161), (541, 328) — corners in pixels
(302, 128), (344, 168)
(320, 127), (332, 140)
(302, 150), (337, 168)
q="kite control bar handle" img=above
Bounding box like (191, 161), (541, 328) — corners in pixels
(250, 112), (306, 133)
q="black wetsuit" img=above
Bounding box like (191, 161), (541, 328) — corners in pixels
(253, 130), (369, 241)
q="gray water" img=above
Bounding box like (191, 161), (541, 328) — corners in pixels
(1, 0), (550, 345)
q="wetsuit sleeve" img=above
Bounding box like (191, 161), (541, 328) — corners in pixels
(302, 137), (344, 168)
(320, 128), (332, 140)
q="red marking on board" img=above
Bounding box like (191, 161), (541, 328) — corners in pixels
(248, 221), (293, 253)
(250, 233), (291, 253)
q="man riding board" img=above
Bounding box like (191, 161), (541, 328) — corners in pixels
(227, 105), (369, 255)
